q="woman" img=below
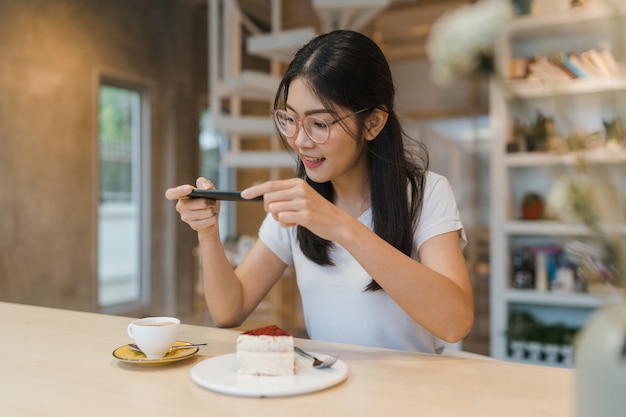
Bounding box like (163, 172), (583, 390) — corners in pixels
(165, 30), (473, 353)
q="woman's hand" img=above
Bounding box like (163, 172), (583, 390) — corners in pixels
(242, 178), (347, 241)
(165, 177), (220, 233)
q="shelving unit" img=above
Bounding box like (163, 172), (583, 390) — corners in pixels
(489, 5), (626, 366)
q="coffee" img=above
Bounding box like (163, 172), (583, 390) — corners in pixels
(142, 322), (176, 327)
(127, 316), (181, 359)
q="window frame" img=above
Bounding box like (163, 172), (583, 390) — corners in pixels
(96, 73), (152, 315)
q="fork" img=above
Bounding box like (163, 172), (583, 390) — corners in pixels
(294, 346), (338, 369)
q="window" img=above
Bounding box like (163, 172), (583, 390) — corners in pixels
(199, 107), (233, 235)
(199, 107), (221, 183)
(98, 82), (150, 310)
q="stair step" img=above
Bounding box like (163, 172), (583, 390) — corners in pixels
(221, 151), (295, 168)
(247, 27), (316, 62)
(215, 71), (281, 101)
(213, 115), (275, 137)
(313, 0), (390, 32)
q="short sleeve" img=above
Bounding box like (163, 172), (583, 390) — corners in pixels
(258, 212), (295, 265)
(414, 172), (467, 252)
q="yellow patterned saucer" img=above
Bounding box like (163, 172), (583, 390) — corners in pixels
(113, 341), (200, 365)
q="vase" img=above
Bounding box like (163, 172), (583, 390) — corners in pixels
(575, 302), (626, 417)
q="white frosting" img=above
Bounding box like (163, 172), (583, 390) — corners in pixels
(236, 334), (295, 376)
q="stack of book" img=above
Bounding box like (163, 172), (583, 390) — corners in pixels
(509, 48), (621, 82)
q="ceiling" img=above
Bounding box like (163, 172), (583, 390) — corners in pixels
(234, 0), (470, 60)
(179, 0), (471, 61)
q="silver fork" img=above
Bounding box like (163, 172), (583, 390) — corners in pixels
(294, 346), (338, 369)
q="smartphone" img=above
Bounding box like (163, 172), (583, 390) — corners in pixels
(187, 189), (263, 202)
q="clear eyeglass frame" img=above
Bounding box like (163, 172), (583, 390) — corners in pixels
(271, 108), (370, 144)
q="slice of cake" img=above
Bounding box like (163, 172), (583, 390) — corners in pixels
(236, 324), (295, 376)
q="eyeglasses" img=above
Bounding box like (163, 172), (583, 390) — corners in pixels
(272, 108), (370, 144)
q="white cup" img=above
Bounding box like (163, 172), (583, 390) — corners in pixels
(127, 317), (180, 359)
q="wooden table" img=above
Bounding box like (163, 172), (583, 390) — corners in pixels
(0, 302), (573, 416)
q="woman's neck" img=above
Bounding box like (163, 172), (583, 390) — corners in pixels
(332, 176), (371, 219)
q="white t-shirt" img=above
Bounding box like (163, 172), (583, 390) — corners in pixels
(258, 172), (466, 353)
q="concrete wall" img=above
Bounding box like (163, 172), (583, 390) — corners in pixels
(0, 0), (206, 315)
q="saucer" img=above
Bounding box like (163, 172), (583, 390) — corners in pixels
(113, 341), (200, 365)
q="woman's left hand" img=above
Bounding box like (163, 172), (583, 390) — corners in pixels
(242, 178), (347, 241)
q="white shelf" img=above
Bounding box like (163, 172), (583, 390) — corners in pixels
(221, 151), (294, 168)
(506, 355), (572, 369)
(313, 0), (390, 32)
(504, 149), (626, 166)
(504, 78), (626, 98)
(214, 71), (281, 101)
(504, 289), (605, 308)
(507, 6), (626, 39)
(247, 27), (316, 63)
(213, 115), (275, 137)
(504, 220), (595, 236)
(504, 221), (626, 241)
(489, 7), (626, 364)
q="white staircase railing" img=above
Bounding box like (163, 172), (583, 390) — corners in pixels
(313, 0), (390, 33)
(209, 0), (293, 170)
(208, 0), (391, 172)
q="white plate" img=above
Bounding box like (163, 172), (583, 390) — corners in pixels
(190, 352), (348, 397)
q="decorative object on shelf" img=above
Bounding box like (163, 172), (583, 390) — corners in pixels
(512, 247), (535, 289)
(562, 240), (621, 293)
(545, 118), (568, 153)
(506, 310), (577, 366)
(508, 111), (555, 153)
(535, 251), (549, 291)
(512, 243), (583, 292)
(564, 129), (605, 151)
(524, 111), (550, 152)
(520, 192), (545, 220)
(603, 117), (625, 148)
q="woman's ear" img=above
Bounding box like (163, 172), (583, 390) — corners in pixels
(364, 109), (389, 141)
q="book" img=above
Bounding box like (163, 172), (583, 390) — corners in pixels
(599, 49), (620, 76)
(559, 52), (588, 79)
(547, 54), (578, 79)
(569, 53), (602, 78)
(582, 49), (612, 77)
(530, 56), (572, 81)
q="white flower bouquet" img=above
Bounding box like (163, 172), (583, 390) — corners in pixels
(426, 0), (512, 86)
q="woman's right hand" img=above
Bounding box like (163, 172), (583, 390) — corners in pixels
(165, 177), (221, 233)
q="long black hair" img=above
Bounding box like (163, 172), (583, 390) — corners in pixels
(273, 30), (429, 291)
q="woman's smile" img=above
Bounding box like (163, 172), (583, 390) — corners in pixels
(301, 155), (326, 168)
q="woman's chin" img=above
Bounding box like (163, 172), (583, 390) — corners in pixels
(303, 168), (329, 184)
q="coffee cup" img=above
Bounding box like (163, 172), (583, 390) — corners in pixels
(127, 317), (180, 359)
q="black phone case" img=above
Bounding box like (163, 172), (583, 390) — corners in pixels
(187, 189), (263, 202)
